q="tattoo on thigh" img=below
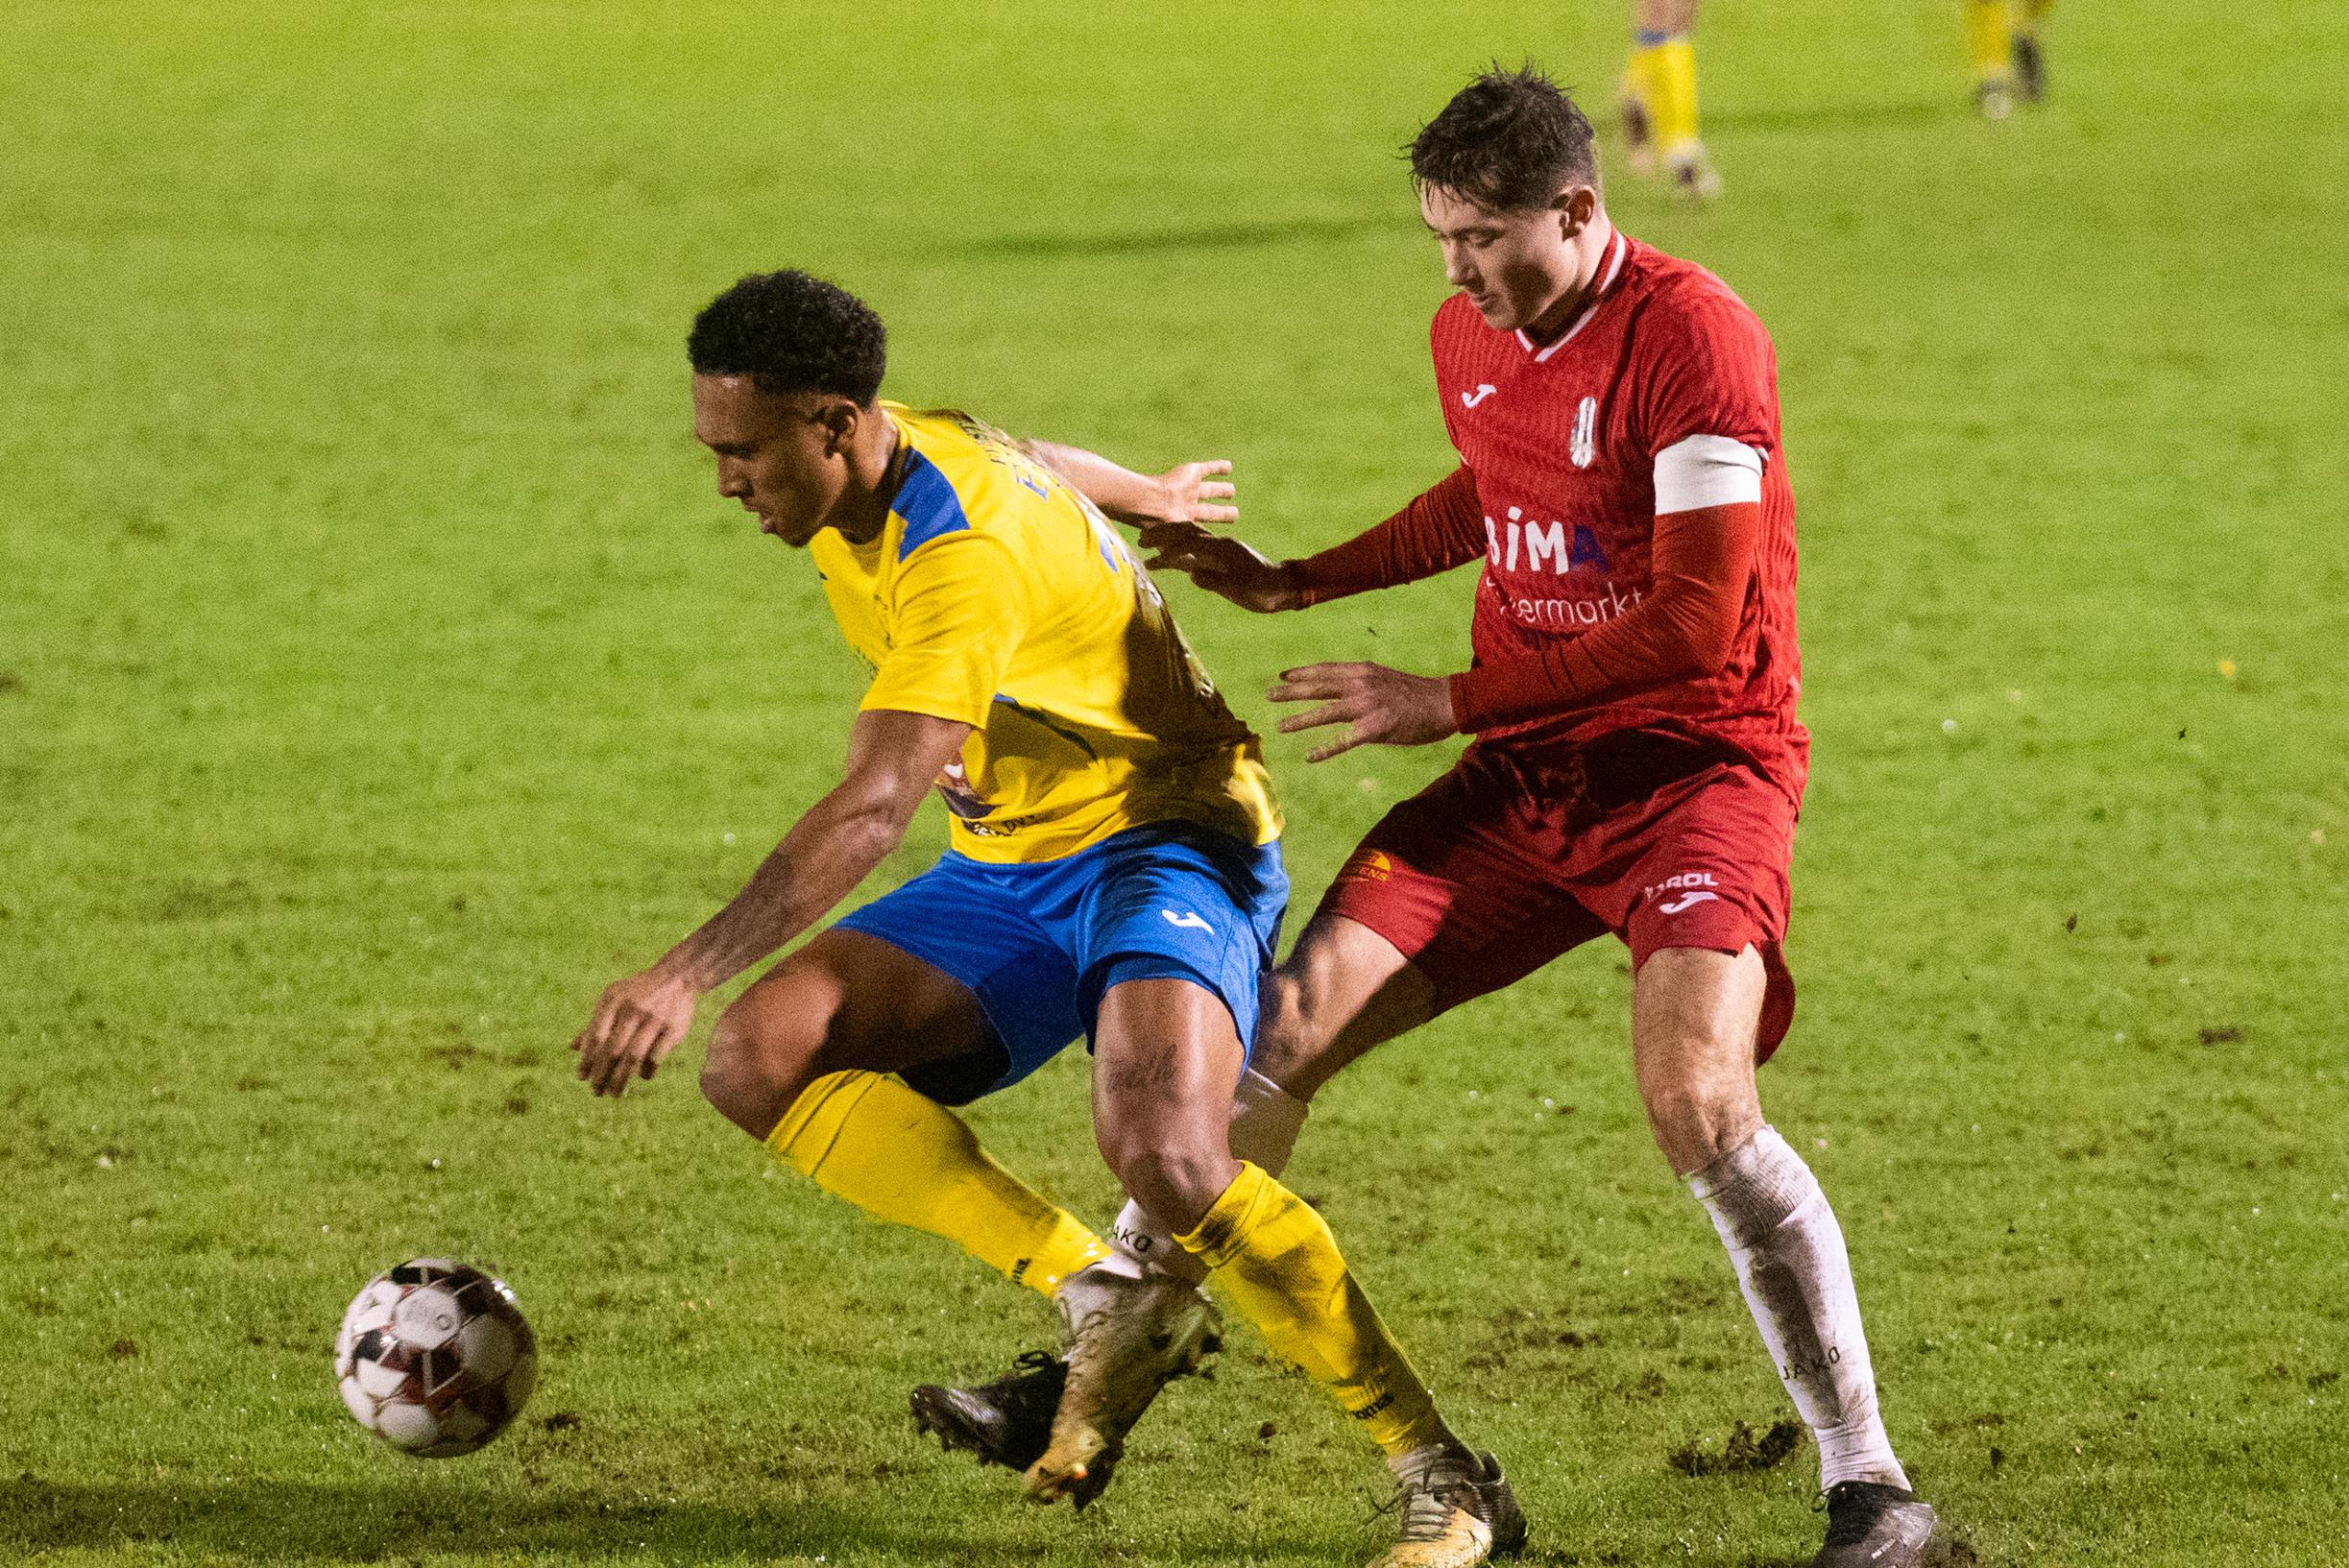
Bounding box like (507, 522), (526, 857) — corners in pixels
(1098, 1048), (1181, 1095)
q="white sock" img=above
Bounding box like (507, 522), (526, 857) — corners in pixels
(1689, 1124), (1911, 1492)
(1108, 1067), (1308, 1285)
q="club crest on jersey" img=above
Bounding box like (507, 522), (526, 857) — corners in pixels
(1570, 396), (1598, 469)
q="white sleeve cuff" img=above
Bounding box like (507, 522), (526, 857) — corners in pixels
(1654, 434), (1764, 513)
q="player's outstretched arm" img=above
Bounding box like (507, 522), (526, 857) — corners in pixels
(1024, 440), (1238, 527)
(1135, 520), (1306, 613)
(571, 709), (970, 1098)
(1145, 464), (1489, 615)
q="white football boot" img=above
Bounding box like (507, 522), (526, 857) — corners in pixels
(1368, 1445), (1528, 1568)
(1020, 1262), (1220, 1504)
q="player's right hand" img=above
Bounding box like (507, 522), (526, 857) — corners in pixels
(572, 968), (698, 1098)
(1136, 521), (1303, 613)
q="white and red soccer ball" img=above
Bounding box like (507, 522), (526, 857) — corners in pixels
(333, 1259), (537, 1457)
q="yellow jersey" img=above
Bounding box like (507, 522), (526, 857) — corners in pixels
(808, 403), (1281, 864)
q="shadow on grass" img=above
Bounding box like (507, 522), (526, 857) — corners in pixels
(0, 1476), (1025, 1560)
(0, 1474), (1360, 1561)
(930, 213), (1391, 262)
(1707, 98), (1965, 134)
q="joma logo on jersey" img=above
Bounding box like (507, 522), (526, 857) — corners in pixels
(1570, 395), (1598, 468)
(1485, 507), (1609, 575)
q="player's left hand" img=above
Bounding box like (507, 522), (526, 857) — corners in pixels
(1269, 662), (1459, 762)
(572, 967), (698, 1098)
(1142, 460), (1238, 526)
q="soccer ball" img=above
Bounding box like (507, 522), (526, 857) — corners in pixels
(333, 1258), (538, 1457)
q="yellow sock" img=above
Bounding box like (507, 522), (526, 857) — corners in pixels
(1176, 1162), (1450, 1458)
(1965, 0), (2014, 83)
(767, 1071), (1106, 1298)
(1629, 35), (1701, 157)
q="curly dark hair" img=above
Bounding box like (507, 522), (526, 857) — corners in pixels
(688, 270), (887, 404)
(1409, 63), (1598, 212)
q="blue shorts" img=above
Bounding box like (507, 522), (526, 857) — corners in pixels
(833, 820), (1288, 1105)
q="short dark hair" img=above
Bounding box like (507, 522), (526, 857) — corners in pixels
(688, 270), (887, 405)
(1409, 63), (1598, 211)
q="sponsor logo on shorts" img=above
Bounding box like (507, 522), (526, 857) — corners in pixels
(1645, 871), (1722, 915)
(1340, 850), (1394, 883)
(1161, 909), (1212, 931)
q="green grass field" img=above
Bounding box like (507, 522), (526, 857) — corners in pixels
(5, 3), (2345, 1563)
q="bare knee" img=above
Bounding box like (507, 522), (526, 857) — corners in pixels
(1638, 1063), (1761, 1176)
(1098, 1116), (1234, 1239)
(1633, 946), (1768, 1174)
(701, 989), (830, 1140)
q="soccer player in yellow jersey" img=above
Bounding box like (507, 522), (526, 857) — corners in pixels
(571, 270), (1523, 1566)
(1619, 0), (1720, 201)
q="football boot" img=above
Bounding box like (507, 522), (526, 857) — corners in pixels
(911, 1349), (1067, 1475)
(1665, 143), (1724, 202)
(1021, 1265), (1221, 1506)
(1368, 1446), (1527, 1568)
(1811, 1480), (1937, 1567)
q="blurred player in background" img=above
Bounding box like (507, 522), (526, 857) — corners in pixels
(1123, 66), (1938, 1565)
(1965, 0), (2053, 118)
(1618, 0), (1720, 200)
(572, 271), (1523, 1566)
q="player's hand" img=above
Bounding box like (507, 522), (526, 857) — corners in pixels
(1137, 521), (1303, 614)
(1139, 460), (1239, 526)
(1269, 662), (1458, 761)
(572, 968), (698, 1098)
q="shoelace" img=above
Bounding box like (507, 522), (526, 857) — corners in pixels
(1372, 1464), (1479, 1542)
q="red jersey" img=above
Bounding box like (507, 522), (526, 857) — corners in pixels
(1296, 230), (1807, 800)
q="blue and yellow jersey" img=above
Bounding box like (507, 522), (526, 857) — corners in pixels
(808, 402), (1281, 864)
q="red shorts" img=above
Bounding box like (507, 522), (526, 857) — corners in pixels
(1316, 738), (1800, 1061)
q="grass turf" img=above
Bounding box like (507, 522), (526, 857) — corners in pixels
(3, 2), (2344, 1563)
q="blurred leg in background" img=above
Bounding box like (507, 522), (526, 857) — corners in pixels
(1620, 0), (1721, 200)
(1967, 0), (2054, 118)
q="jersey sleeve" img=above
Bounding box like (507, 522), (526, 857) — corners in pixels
(1289, 465), (1488, 605)
(860, 532), (1029, 729)
(1631, 285), (1780, 463)
(1448, 498), (1760, 731)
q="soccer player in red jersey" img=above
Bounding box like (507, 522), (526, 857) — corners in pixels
(1134, 65), (1939, 1567)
